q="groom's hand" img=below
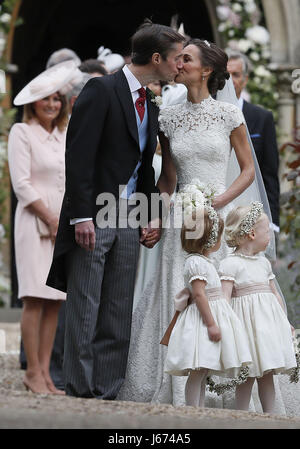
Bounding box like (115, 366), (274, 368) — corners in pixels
(75, 220), (96, 251)
(140, 218), (162, 248)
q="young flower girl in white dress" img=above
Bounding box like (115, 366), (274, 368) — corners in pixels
(219, 202), (297, 413)
(163, 206), (252, 408)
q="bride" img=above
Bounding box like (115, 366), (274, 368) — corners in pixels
(117, 38), (256, 406)
(118, 40), (300, 415)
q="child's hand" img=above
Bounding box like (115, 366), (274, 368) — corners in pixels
(207, 324), (221, 342)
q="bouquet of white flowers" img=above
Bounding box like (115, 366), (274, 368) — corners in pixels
(175, 178), (216, 215)
(175, 179), (219, 247)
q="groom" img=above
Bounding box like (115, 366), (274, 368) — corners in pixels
(47, 20), (185, 398)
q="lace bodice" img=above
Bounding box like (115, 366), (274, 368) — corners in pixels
(159, 96), (245, 194)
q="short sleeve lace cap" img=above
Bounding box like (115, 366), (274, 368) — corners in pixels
(158, 105), (178, 139)
(220, 102), (246, 134)
(159, 98), (245, 139)
(184, 255), (208, 285)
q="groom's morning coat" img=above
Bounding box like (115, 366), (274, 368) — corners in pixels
(47, 70), (160, 292)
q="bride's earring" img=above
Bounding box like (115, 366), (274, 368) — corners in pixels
(202, 75), (205, 81)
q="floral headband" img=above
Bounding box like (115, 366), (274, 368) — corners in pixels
(238, 201), (263, 236)
(176, 179), (219, 248)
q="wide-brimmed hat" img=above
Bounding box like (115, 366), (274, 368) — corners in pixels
(13, 60), (79, 106)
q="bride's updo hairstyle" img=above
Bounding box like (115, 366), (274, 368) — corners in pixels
(185, 39), (230, 96)
(225, 204), (267, 248)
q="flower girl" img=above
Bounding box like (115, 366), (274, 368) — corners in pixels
(162, 203), (252, 408)
(219, 202), (297, 413)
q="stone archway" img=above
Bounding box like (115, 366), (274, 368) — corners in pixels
(262, 0), (300, 141)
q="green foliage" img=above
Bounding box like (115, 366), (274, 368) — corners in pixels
(277, 129), (300, 309)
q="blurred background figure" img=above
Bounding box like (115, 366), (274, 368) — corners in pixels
(61, 71), (93, 113)
(227, 50), (280, 233)
(7, 61), (77, 395)
(46, 47), (81, 69)
(97, 46), (125, 73)
(79, 59), (108, 77)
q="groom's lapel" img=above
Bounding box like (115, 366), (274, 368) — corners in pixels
(114, 70), (139, 146)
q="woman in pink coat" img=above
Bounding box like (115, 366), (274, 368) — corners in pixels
(8, 61), (76, 394)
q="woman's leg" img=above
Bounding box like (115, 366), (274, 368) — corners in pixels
(235, 377), (255, 411)
(257, 372), (275, 414)
(198, 369), (208, 408)
(21, 297), (50, 393)
(39, 299), (64, 394)
(185, 370), (208, 407)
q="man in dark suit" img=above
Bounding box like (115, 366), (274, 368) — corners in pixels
(227, 51), (280, 232)
(47, 20), (185, 399)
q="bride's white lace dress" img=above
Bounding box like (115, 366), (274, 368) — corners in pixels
(117, 97), (300, 416)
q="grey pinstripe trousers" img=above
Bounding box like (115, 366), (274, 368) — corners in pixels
(63, 203), (140, 398)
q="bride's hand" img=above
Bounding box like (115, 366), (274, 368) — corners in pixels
(212, 194), (226, 210)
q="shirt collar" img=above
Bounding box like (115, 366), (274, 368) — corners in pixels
(29, 119), (65, 143)
(122, 64), (146, 94)
(238, 96), (244, 111)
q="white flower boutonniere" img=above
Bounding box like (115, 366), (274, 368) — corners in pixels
(149, 90), (163, 107)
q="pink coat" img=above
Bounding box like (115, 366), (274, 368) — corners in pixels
(8, 120), (66, 300)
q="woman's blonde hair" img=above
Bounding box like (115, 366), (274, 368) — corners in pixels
(181, 209), (224, 254)
(225, 205), (267, 248)
(22, 92), (68, 132)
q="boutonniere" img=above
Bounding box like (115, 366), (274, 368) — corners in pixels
(148, 89), (163, 107)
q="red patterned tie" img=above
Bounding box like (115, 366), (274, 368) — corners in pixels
(135, 87), (146, 122)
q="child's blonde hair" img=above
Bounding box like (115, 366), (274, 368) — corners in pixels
(225, 204), (267, 248)
(181, 209), (224, 254)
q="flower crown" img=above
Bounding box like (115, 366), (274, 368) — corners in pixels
(225, 201), (264, 248)
(238, 201), (263, 236)
(175, 179), (219, 248)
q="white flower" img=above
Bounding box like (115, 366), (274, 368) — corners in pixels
(151, 95), (162, 107)
(245, 3), (257, 14)
(232, 3), (242, 12)
(249, 51), (260, 62)
(0, 13), (11, 23)
(216, 5), (231, 21)
(218, 23), (228, 32)
(246, 25), (270, 45)
(237, 38), (253, 53)
(255, 65), (272, 78)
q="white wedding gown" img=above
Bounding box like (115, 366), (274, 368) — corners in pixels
(117, 97), (300, 416)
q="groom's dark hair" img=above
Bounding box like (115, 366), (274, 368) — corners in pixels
(131, 19), (185, 65)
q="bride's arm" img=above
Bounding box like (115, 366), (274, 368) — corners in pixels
(157, 131), (177, 197)
(213, 124), (255, 210)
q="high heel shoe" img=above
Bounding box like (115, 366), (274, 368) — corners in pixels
(23, 377), (51, 394)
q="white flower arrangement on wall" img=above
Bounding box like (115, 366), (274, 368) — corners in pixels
(216, 0), (278, 117)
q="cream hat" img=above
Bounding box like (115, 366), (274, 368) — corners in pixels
(13, 60), (79, 106)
